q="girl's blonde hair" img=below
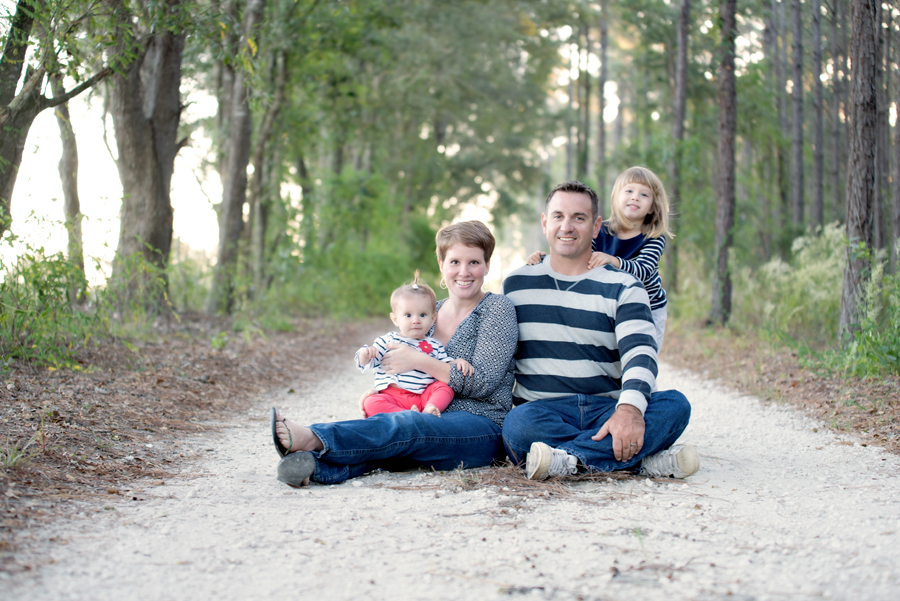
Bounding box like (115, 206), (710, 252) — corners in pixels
(390, 270), (437, 312)
(607, 166), (674, 239)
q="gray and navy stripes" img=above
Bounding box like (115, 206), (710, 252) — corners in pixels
(502, 262), (659, 415)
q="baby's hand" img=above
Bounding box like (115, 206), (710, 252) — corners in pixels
(453, 358), (474, 376)
(358, 346), (378, 365)
(525, 251), (547, 265)
(588, 251), (617, 269)
(421, 403), (442, 417)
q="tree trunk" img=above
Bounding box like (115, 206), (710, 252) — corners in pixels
(249, 51), (287, 297)
(812, 0), (824, 228)
(710, 0), (737, 325)
(893, 10), (900, 274)
(207, 0), (267, 314)
(830, 0), (844, 224)
(0, 0), (110, 238)
(773, 0), (790, 253)
(872, 0), (884, 251)
(50, 74), (86, 303)
(839, 0), (877, 340)
(578, 25), (590, 181)
(790, 0), (804, 229)
(666, 0), (690, 295)
(596, 1), (608, 214)
(109, 1), (186, 303)
(566, 45), (575, 181)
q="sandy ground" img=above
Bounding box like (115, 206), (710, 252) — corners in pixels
(4, 342), (900, 600)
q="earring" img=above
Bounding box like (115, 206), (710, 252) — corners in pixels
(440, 277), (447, 290)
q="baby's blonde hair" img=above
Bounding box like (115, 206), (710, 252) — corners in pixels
(390, 270), (437, 312)
(607, 166), (674, 239)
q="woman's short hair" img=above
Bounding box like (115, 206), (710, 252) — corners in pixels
(435, 221), (496, 263)
(390, 270), (437, 311)
(607, 166), (674, 239)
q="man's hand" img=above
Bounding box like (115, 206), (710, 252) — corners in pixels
(592, 404), (645, 462)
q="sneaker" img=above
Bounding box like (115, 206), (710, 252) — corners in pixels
(526, 442), (578, 480)
(640, 444), (699, 479)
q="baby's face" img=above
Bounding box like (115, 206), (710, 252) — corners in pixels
(390, 295), (436, 340)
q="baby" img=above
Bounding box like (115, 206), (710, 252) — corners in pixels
(356, 271), (473, 417)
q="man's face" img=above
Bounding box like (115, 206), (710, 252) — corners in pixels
(541, 190), (602, 262)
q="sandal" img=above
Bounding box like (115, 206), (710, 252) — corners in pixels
(270, 407), (292, 457)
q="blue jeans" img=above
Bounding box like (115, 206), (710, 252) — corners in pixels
(307, 410), (504, 484)
(501, 390), (691, 472)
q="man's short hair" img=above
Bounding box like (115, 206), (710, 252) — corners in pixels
(545, 181), (600, 221)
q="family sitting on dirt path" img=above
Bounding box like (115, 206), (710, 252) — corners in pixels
(272, 176), (699, 486)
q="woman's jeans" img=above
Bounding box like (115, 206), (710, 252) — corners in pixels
(308, 410), (503, 484)
(502, 390), (691, 472)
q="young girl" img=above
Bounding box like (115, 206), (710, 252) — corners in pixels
(356, 271), (474, 417)
(527, 166), (673, 350)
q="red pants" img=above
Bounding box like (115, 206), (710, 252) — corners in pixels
(362, 381), (454, 417)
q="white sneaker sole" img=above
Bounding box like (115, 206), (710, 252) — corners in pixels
(525, 442), (552, 480)
(672, 444), (700, 478)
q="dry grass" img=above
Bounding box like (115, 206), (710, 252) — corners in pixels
(0, 314), (381, 571)
(663, 320), (900, 453)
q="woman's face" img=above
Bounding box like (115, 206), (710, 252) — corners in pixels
(439, 243), (489, 301)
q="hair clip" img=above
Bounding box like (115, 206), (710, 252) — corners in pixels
(412, 284), (419, 289)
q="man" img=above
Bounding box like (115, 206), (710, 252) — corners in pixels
(501, 181), (698, 480)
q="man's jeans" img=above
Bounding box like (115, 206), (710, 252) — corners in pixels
(308, 410), (503, 484)
(502, 390), (691, 472)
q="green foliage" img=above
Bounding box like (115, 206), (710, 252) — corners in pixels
(0, 434), (37, 470)
(820, 248), (900, 377)
(290, 168), (436, 316)
(167, 239), (212, 312)
(729, 223), (845, 349)
(0, 246), (98, 367)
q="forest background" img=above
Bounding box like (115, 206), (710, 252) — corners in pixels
(1, 0), (899, 401)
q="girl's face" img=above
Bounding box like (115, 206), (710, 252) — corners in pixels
(390, 294), (436, 340)
(616, 181), (654, 225)
(438, 243), (489, 302)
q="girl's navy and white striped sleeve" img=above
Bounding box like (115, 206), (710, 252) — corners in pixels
(618, 236), (667, 310)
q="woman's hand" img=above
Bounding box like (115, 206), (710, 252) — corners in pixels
(525, 251), (547, 265)
(381, 342), (424, 374)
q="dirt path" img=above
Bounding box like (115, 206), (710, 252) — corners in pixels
(4, 344), (900, 600)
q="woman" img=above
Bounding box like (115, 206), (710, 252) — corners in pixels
(272, 221), (518, 485)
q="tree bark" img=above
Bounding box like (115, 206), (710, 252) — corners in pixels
(772, 0), (790, 253)
(872, 0), (884, 251)
(207, 0), (267, 314)
(710, 0), (737, 325)
(596, 0), (608, 215)
(893, 9), (900, 274)
(812, 0), (824, 228)
(790, 0), (804, 229)
(839, 0), (877, 340)
(109, 0), (186, 303)
(577, 25), (590, 181)
(666, 0), (690, 294)
(249, 51), (287, 297)
(830, 0), (844, 224)
(1, 0), (110, 239)
(50, 74), (86, 303)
